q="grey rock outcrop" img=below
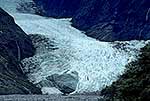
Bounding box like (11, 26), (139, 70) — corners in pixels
(46, 72), (79, 94)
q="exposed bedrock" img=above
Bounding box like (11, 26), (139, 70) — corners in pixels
(0, 8), (41, 94)
(33, 0), (150, 41)
(46, 72), (79, 94)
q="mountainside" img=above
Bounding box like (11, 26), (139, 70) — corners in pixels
(72, 0), (150, 41)
(34, 0), (150, 41)
(33, 0), (81, 17)
(0, 7), (41, 94)
(0, 0), (150, 97)
(101, 43), (150, 100)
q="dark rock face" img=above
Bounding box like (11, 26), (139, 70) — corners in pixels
(101, 44), (150, 100)
(0, 8), (41, 94)
(33, 0), (81, 18)
(46, 72), (79, 94)
(34, 0), (150, 41)
(0, 8), (35, 60)
(72, 0), (150, 41)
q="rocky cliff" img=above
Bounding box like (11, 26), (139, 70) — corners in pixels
(0, 8), (41, 94)
(33, 0), (81, 18)
(72, 0), (150, 41)
(33, 0), (150, 41)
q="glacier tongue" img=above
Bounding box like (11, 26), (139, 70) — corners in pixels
(14, 13), (148, 93)
(0, 0), (149, 94)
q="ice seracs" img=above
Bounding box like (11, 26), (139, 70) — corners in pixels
(0, 0), (149, 94)
(18, 13), (148, 93)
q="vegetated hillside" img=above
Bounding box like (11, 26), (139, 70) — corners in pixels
(33, 0), (150, 41)
(101, 43), (150, 100)
(0, 8), (41, 94)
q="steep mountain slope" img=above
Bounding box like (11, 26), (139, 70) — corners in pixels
(101, 43), (150, 100)
(0, 0), (149, 95)
(33, 0), (150, 41)
(0, 8), (41, 94)
(33, 0), (81, 18)
(72, 0), (150, 41)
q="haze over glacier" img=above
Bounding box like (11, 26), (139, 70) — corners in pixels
(0, 0), (149, 94)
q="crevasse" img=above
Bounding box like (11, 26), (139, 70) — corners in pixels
(0, 0), (149, 94)
(15, 13), (148, 93)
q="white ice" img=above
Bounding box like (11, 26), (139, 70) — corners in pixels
(0, 0), (149, 94)
(41, 87), (62, 95)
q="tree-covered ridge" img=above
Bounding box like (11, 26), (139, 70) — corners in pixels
(101, 43), (150, 100)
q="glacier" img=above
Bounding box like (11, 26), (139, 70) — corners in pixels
(0, 0), (149, 94)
